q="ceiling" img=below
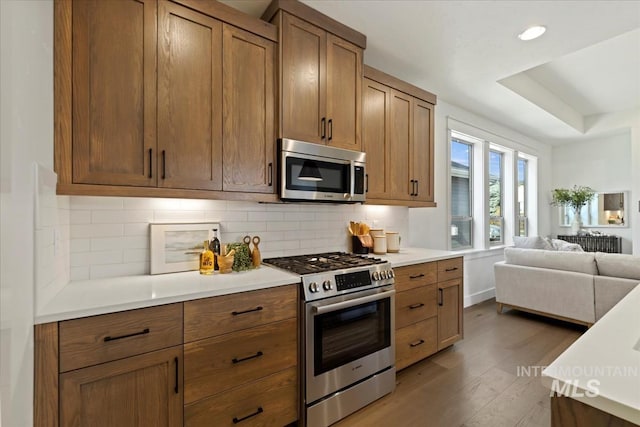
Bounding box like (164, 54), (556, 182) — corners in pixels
(221, 0), (640, 145)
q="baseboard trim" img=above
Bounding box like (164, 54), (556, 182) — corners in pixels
(464, 287), (495, 308)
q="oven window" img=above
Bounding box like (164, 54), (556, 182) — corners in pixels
(314, 298), (391, 376)
(286, 157), (349, 193)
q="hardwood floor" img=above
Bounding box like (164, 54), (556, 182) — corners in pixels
(334, 299), (586, 427)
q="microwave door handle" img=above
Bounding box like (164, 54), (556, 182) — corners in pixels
(349, 161), (355, 200)
(314, 289), (395, 314)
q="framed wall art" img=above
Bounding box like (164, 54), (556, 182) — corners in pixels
(150, 222), (220, 274)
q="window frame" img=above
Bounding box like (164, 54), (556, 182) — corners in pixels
(450, 137), (474, 250)
(517, 157), (528, 237)
(488, 149), (504, 246)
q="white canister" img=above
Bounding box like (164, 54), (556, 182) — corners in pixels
(369, 228), (385, 238)
(386, 232), (400, 252)
(373, 236), (387, 254)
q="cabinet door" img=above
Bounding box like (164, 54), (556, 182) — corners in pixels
(222, 24), (276, 193)
(60, 346), (183, 427)
(72, 0), (156, 186)
(281, 13), (326, 144)
(437, 278), (463, 350)
(362, 78), (391, 199)
(388, 90), (413, 200)
(158, 1), (223, 190)
(412, 99), (434, 202)
(326, 34), (362, 150)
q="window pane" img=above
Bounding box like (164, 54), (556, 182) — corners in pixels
(518, 158), (527, 236)
(451, 140), (471, 217)
(489, 216), (502, 242)
(451, 219), (472, 250)
(489, 151), (502, 217)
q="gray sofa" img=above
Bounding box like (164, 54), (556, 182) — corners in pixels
(494, 248), (640, 326)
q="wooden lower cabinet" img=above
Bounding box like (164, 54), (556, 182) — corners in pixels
(60, 345), (183, 427)
(184, 367), (297, 427)
(394, 258), (464, 370)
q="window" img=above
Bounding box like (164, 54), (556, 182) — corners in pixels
(517, 158), (528, 236)
(450, 139), (472, 249)
(449, 127), (538, 250)
(489, 150), (503, 244)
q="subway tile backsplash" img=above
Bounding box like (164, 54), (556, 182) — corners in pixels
(68, 196), (409, 281)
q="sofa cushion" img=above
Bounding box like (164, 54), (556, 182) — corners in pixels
(513, 236), (553, 250)
(504, 247), (598, 275)
(595, 252), (640, 280)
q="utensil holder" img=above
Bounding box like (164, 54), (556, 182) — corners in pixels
(352, 235), (369, 254)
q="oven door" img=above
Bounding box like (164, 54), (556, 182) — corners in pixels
(305, 287), (395, 404)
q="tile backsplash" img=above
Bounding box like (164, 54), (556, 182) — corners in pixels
(69, 196), (409, 281)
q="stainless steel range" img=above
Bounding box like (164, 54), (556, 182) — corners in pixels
(262, 252), (396, 427)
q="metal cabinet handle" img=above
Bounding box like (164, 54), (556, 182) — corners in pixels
(409, 273), (425, 279)
(328, 119), (333, 141)
(104, 328), (150, 342)
(409, 303), (425, 310)
(174, 357), (179, 394)
(233, 407), (263, 424)
(268, 162), (273, 186)
(321, 117), (326, 139)
(148, 149), (152, 178)
(231, 306), (263, 316)
(438, 288), (444, 306)
(410, 339), (425, 347)
(232, 351), (263, 364)
(161, 150), (166, 179)
(445, 267), (458, 272)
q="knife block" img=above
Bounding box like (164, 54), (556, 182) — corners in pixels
(352, 235), (369, 254)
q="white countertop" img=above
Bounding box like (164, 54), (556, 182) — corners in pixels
(542, 283), (640, 424)
(35, 247), (461, 324)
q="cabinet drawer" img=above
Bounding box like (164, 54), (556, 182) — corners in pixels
(437, 257), (463, 281)
(184, 284), (298, 342)
(184, 318), (297, 404)
(184, 366), (298, 427)
(395, 284), (437, 329)
(395, 317), (437, 371)
(394, 262), (437, 292)
(59, 303), (183, 372)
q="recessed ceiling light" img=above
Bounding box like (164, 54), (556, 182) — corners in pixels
(518, 25), (546, 41)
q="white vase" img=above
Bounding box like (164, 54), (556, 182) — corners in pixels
(571, 208), (582, 235)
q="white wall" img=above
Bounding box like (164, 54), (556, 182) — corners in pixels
(551, 132), (633, 253)
(409, 99), (553, 306)
(0, 1), (53, 425)
(67, 197), (409, 281)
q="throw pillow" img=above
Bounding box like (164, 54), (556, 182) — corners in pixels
(549, 239), (584, 252)
(513, 236), (553, 250)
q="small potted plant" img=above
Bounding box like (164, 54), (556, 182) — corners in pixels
(551, 185), (596, 234)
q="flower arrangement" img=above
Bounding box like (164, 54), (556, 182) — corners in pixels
(550, 185), (596, 211)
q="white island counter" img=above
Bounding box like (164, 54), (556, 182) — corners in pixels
(542, 283), (640, 425)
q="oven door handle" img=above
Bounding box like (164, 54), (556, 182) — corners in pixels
(314, 289), (395, 315)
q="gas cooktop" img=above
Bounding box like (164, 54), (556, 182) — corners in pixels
(262, 251), (387, 276)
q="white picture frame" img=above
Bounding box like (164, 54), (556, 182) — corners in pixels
(150, 222), (220, 275)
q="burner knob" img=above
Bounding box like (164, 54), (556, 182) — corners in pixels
(372, 271), (380, 281)
(323, 280), (332, 291)
(381, 271), (388, 280)
(309, 282), (319, 293)
(388, 269), (395, 278)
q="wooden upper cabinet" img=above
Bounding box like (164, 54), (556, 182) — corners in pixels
(157, 1), (223, 191)
(222, 24), (276, 193)
(363, 66), (437, 207)
(270, 1), (365, 149)
(326, 34), (362, 150)
(362, 78), (391, 199)
(413, 99), (434, 202)
(280, 13), (326, 144)
(72, 0), (157, 186)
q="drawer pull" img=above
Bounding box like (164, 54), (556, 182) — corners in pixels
(445, 267), (458, 272)
(438, 288), (444, 306)
(231, 306), (263, 316)
(409, 273), (425, 279)
(233, 407), (263, 424)
(103, 328), (150, 342)
(232, 351), (264, 364)
(410, 339), (425, 348)
(409, 303), (425, 310)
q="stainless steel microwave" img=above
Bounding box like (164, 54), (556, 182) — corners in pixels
(278, 138), (366, 203)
